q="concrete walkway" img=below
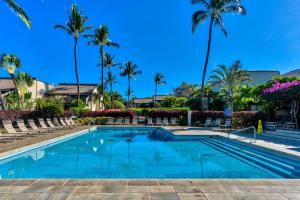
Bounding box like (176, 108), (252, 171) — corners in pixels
(0, 179), (299, 200)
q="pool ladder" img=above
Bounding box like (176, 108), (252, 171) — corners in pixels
(229, 126), (257, 143)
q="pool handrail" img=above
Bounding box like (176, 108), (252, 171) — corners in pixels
(229, 126), (257, 143)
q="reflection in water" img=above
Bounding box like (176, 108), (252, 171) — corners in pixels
(0, 128), (283, 179)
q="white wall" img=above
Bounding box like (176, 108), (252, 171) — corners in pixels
(27, 80), (54, 100)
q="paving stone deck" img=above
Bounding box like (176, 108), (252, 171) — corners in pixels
(0, 179), (299, 200)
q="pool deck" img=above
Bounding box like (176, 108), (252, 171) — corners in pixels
(0, 179), (299, 200)
(0, 126), (300, 199)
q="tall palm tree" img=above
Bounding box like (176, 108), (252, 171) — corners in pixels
(54, 4), (92, 106)
(87, 25), (119, 109)
(191, 0), (246, 109)
(208, 60), (251, 111)
(120, 61), (142, 107)
(104, 53), (120, 109)
(153, 73), (166, 107)
(0, 53), (21, 110)
(3, 0), (31, 28)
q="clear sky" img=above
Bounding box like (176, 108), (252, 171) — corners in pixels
(0, 0), (300, 98)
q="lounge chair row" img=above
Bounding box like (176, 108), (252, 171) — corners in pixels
(147, 117), (177, 126)
(0, 117), (77, 142)
(203, 118), (231, 129)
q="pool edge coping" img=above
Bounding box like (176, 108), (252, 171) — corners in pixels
(0, 126), (97, 160)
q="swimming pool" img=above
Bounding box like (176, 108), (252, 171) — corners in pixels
(0, 127), (299, 179)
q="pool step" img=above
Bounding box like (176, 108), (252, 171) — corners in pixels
(216, 137), (300, 171)
(201, 139), (297, 178)
(210, 139), (298, 172)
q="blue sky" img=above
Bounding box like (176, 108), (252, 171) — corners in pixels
(0, 0), (300, 98)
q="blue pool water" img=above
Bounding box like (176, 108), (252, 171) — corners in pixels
(0, 127), (298, 179)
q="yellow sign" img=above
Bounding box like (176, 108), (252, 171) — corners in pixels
(258, 120), (263, 134)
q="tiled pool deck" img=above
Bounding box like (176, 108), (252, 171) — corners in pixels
(0, 179), (299, 199)
(0, 126), (300, 199)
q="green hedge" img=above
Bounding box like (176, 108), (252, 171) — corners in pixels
(75, 117), (110, 125)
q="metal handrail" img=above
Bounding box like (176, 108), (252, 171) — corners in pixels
(229, 126), (257, 143)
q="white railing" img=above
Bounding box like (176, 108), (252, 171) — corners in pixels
(229, 126), (257, 143)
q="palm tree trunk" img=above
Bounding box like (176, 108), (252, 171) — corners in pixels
(0, 92), (7, 110)
(154, 83), (157, 108)
(109, 67), (113, 109)
(100, 46), (105, 110)
(128, 76), (131, 107)
(74, 37), (80, 107)
(10, 74), (20, 107)
(200, 18), (214, 110)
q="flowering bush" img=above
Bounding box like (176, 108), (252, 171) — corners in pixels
(263, 80), (300, 94)
(191, 111), (225, 125)
(0, 110), (20, 120)
(231, 111), (264, 129)
(80, 109), (136, 119)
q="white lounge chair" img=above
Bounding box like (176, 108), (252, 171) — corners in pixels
(156, 117), (162, 126)
(204, 118), (212, 128)
(132, 117), (138, 125)
(16, 119), (40, 134)
(162, 117), (169, 126)
(116, 118), (123, 125)
(107, 118), (114, 125)
(170, 117), (177, 126)
(27, 119), (53, 133)
(124, 118), (130, 125)
(147, 117), (153, 126)
(214, 118), (222, 128)
(221, 119), (231, 129)
(46, 118), (64, 129)
(2, 120), (32, 137)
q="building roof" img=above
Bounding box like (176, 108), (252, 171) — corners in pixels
(47, 84), (97, 96)
(282, 69), (300, 77)
(243, 70), (280, 85)
(0, 78), (16, 90)
(152, 95), (168, 101)
(134, 98), (153, 104)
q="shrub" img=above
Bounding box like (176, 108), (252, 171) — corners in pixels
(36, 97), (65, 117)
(0, 110), (20, 120)
(79, 109), (136, 119)
(191, 111), (225, 125)
(160, 96), (188, 108)
(231, 111), (264, 129)
(75, 117), (110, 125)
(148, 110), (187, 118)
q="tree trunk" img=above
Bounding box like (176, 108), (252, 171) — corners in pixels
(10, 74), (20, 108)
(128, 76), (131, 107)
(200, 18), (214, 110)
(154, 83), (157, 108)
(0, 92), (7, 110)
(109, 67), (113, 109)
(74, 37), (80, 107)
(100, 46), (105, 110)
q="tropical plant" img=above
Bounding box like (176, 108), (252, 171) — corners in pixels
(54, 4), (92, 107)
(104, 53), (120, 108)
(120, 61), (142, 107)
(3, 0), (31, 28)
(172, 82), (198, 97)
(208, 60), (251, 111)
(15, 72), (33, 106)
(191, 0), (246, 107)
(0, 53), (22, 110)
(35, 97), (65, 117)
(153, 73), (166, 107)
(87, 25), (119, 109)
(160, 96), (187, 108)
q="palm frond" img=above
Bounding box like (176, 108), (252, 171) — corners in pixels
(192, 10), (208, 33)
(4, 0), (31, 29)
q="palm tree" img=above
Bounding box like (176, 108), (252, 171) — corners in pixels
(104, 53), (120, 109)
(54, 4), (92, 107)
(208, 60), (251, 111)
(120, 61), (142, 107)
(191, 0), (246, 109)
(3, 0), (31, 28)
(153, 73), (166, 107)
(0, 53), (21, 110)
(15, 72), (33, 107)
(87, 25), (119, 109)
